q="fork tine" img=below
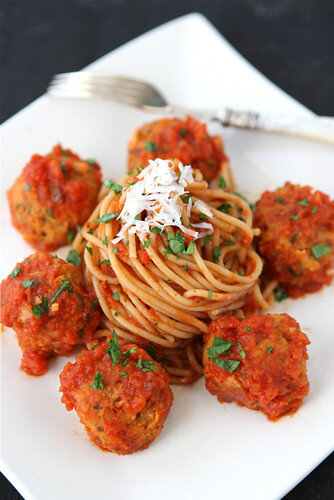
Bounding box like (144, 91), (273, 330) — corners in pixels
(48, 81), (144, 104)
(47, 83), (144, 107)
(47, 72), (169, 108)
(50, 72), (154, 93)
(48, 80), (144, 99)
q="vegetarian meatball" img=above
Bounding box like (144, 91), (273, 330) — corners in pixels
(59, 338), (173, 454)
(0, 252), (100, 376)
(254, 182), (334, 297)
(7, 144), (102, 251)
(128, 116), (228, 183)
(203, 313), (310, 420)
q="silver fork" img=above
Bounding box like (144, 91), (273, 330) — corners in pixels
(47, 72), (334, 144)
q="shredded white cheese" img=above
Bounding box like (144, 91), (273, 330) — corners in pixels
(111, 158), (213, 243)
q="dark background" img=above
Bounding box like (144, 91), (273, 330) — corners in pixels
(1, 0), (333, 498)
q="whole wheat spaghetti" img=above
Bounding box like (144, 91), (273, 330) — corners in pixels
(72, 158), (269, 383)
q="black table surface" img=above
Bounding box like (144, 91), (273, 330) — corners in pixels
(1, 1), (333, 499)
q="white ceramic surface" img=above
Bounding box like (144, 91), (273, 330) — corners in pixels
(1, 13), (334, 500)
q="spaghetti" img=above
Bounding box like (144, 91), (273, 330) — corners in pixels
(73, 159), (269, 383)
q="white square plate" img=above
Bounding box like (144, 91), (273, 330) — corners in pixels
(1, 13), (334, 500)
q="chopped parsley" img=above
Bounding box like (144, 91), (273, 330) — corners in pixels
(136, 356), (155, 373)
(86, 246), (93, 256)
(31, 296), (49, 318)
(90, 372), (105, 390)
(238, 341), (246, 359)
(60, 162), (67, 173)
(311, 206), (318, 213)
(67, 229), (76, 244)
(66, 249), (82, 266)
(86, 158), (96, 165)
(212, 358), (240, 373)
(290, 215), (300, 221)
(182, 264), (189, 272)
(24, 184), (31, 191)
(10, 267), (21, 278)
(199, 213), (208, 221)
(166, 231), (194, 255)
(46, 209), (55, 219)
(112, 292), (120, 301)
(22, 279), (40, 288)
(245, 326), (252, 333)
(218, 203), (231, 214)
(218, 175), (226, 189)
(61, 149), (69, 157)
(145, 141), (158, 152)
(275, 196), (285, 203)
(274, 289), (289, 302)
(238, 270), (243, 276)
(311, 243), (331, 259)
(267, 347), (274, 354)
(298, 198), (309, 207)
(213, 245), (222, 263)
(204, 234), (212, 246)
(180, 129), (187, 137)
(224, 238), (234, 246)
(106, 330), (121, 365)
(208, 289), (213, 299)
(94, 212), (119, 223)
(289, 267), (298, 277)
(90, 299), (98, 310)
(112, 245), (118, 254)
(207, 337), (233, 358)
(104, 179), (122, 194)
(114, 311), (119, 317)
(180, 194), (192, 204)
(150, 226), (163, 235)
(120, 372), (127, 378)
(102, 235), (108, 247)
(147, 345), (157, 360)
(142, 238), (151, 249)
(49, 279), (71, 306)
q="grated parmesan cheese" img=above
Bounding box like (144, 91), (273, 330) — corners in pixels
(111, 159), (213, 243)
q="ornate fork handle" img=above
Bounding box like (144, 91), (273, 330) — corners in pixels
(216, 108), (334, 144)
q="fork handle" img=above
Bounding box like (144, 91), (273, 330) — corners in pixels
(217, 108), (334, 145)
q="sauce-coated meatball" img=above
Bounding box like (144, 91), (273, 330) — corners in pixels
(7, 144), (102, 251)
(128, 116), (228, 182)
(60, 340), (173, 454)
(254, 182), (334, 297)
(203, 313), (310, 420)
(0, 252), (100, 375)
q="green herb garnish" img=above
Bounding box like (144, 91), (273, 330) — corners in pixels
(218, 175), (226, 189)
(106, 330), (121, 365)
(112, 292), (120, 301)
(90, 372), (105, 390)
(142, 238), (151, 249)
(267, 347), (274, 354)
(145, 141), (158, 152)
(22, 279), (40, 288)
(298, 198), (309, 207)
(90, 299), (98, 310)
(218, 203), (231, 214)
(150, 226), (163, 234)
(46, 209), (55, 218)
(274, 289), (289, 302)
(238, 342), (246, 359)
(290, 215), (300, 221)
(94, 213), (119, 223)
(311, 243), (331, 259)
(66, 249), (81, 266)
(67, 229), (76, 244)
(31, 296), (49, 318)
(10, 267), (21, 278)
(104, 179), (122, 194)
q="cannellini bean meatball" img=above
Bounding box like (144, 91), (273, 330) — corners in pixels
(59, 339), (173, 454)
(203, 313), (310, 420)
(0, 252), (100, 375)
(254, 182), (334, 297)
(7, 144), (102, 251)
(128, 116), (228, 182)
